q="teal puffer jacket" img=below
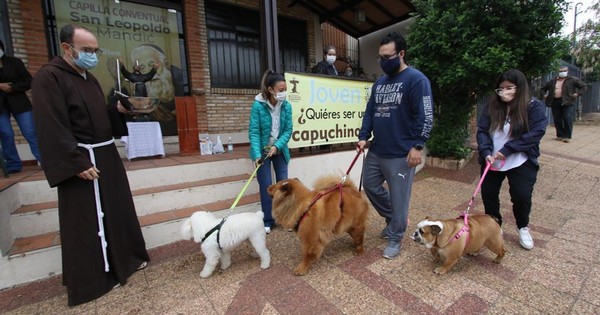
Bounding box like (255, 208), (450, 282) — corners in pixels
(248, 95), (293, 163)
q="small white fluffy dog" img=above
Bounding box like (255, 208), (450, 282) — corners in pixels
(180, 211), (271, 278)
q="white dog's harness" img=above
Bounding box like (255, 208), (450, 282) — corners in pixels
(200, 153), (274, 248)
(202, 218), (226, 249)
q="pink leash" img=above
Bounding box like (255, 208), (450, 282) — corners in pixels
(465, 160), (504, 213)
(450, 160), (504, 244)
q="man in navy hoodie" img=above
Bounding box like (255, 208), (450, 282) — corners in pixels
(357, 32), (433, 259)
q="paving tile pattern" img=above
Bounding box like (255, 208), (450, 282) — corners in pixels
(1, 122), (600, 314)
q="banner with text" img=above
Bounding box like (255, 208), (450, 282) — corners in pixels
(285, 72), (373, 148)
(54, 0), (185, 136)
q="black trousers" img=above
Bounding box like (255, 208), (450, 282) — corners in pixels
(551, 98), (575, 139)
(480, 160), (539, 229)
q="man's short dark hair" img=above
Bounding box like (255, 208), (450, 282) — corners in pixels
(380, 32), (407, 54)
(59, 24), (91, 44)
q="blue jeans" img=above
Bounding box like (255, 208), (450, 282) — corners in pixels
(0, 110), (42, 171)
(256, 154), (288, 227)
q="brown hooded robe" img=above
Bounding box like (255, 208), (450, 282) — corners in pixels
(31, 57), (149, 306)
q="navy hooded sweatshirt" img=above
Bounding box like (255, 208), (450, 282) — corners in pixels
(358, 67), (434, 158)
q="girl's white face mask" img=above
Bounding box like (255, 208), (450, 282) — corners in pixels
(558, 71), (568, 78)
(326, 55), (336, 64)
(275, 92), (287, 102)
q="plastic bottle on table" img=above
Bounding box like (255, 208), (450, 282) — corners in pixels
(227, 137), (233, 153)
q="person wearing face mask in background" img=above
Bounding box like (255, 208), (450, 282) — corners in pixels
(540, 66), (587, 143)
(344, 65), (354, 78)
(356, 31), (433, 259)
(31, 24), (149, 306)
(312, 45), (338, 76)
(477, 69), (547, 250)
(312, 46), (338, 150)
(0, 39), (42, 174)
(249, 69), (293, 233)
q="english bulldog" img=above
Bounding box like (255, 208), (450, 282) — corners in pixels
(411, 214), (505, 275)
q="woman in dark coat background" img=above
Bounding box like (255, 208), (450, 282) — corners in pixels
(312, 45), (339, 76)
(0, 39), (42, 173)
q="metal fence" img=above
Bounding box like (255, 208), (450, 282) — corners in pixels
(581, 82), (600, 113)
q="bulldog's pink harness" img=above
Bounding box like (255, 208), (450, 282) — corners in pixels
(449, 160), (502, 244)
(449, 213), (470, 244)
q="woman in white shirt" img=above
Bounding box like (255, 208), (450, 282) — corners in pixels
(476, 69), (547, 250)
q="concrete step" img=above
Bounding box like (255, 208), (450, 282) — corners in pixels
(10, 173), (259, 238)
(0, 155), (263, 290)
(8, 192), (261, 257)
(3, 192), (261, 289)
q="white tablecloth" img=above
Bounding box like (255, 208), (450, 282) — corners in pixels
(121, 122), (165, 160)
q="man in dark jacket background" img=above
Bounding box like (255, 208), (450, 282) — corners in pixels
(0, 39), (42, 173)
(540, 66), (587, 143)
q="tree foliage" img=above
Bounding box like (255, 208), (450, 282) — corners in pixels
(407, 0), (570, 158)
(574, 0), (600, 81)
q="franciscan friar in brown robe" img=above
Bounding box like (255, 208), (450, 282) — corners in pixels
(32, 55), (149, 306)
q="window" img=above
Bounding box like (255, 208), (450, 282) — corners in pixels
(279, 18), (307, 73)
(0, 0), (11, 54)
(206, 1), (308, 88)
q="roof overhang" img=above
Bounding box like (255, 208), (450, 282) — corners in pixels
(289, 0), (416, 38)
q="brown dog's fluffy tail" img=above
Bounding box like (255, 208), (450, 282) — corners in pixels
(313, 174), (357, 190)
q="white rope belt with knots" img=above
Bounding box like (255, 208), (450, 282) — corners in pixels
(77, 138), (115, 272)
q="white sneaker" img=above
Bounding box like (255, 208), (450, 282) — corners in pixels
(265, 227), (271, 234)
(518, 227), (534, 250)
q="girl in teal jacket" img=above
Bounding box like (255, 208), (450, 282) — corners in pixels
(249, 70), (293, 233)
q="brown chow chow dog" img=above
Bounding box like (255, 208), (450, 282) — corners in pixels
(411, 214), (506, 275)
(267, 175), (369, 275)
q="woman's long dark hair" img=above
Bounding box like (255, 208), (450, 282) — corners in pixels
(260, 69), (285, 101)
(488, 69), (530, 137)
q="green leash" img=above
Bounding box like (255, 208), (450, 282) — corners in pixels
(230, 160), (263, 209)
(201, 154), (272, 247)
(228, 153), (271, 212)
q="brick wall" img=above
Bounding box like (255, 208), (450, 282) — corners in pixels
(184, 0), (209, 133)
(195, 0), (316, 135)
(7, 0), (318, 141)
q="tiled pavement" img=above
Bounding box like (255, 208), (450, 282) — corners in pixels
(1, 117), (600, 314)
